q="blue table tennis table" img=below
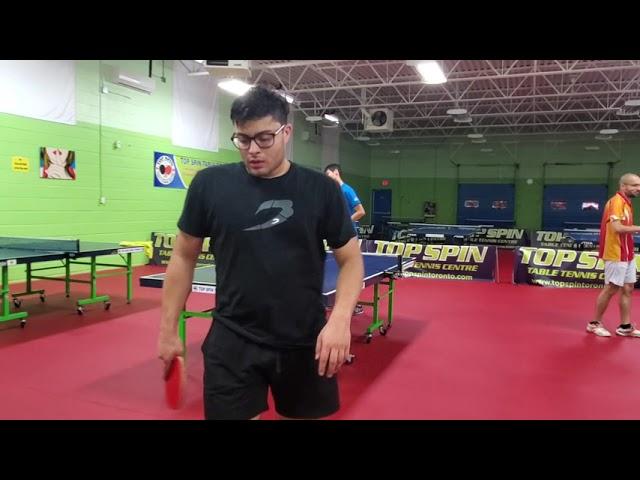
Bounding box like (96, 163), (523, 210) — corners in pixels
(140, 252), (414, 350)
(405, 223), (490, 244)
(563, 229), (640, 250)
(563, 229), (600, 246)
(0, 236), (144, 327)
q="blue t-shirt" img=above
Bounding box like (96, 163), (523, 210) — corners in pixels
(341, 182), (361, 232)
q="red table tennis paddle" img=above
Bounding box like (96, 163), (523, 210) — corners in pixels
(164, 356), (185, 409)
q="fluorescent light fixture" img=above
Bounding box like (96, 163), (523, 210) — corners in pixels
(367, 142), (381, 146)
(323, 113), (339, 123)
(356, 136), (371, 141)
(218, 79), (252, 96)
(471, 138), (487, 144)
(305, 115), (323, 122)
(467, 133), (483, 139)
(625, 99), (640, 107)
(616, 108), (639, 117)
(415, 61), (447, 85)
(453, 115), (472, 123)
(585, 146), (600, 151)
(278, 91), (295, 104)
(480, 148), (493, 153)
(600, 128), (619, 135)
(447, 108), (468, 115)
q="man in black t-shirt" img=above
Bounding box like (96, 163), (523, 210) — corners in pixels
(157, 86), (364, 420)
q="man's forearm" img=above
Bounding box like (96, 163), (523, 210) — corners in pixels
(351, 206), (365, 222)
(330, 255), (364, 322)
(160, 254), (198, 335)
(613, 224), (640, 234)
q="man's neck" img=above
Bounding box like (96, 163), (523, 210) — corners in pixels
(263, 158), (291, 179)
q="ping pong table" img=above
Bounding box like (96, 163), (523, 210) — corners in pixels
(405, 223), (491, 244)
(563, 229), (600, 245)
(140, 252), (414, 350)
(0, 236), (144, 327)
(563, 229), (640, 250)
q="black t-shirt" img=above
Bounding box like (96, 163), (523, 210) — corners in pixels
(177, 162), (355, 349)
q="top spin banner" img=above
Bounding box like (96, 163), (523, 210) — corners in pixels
(154, 151), (218, 189)
(359, 239), (497, 282)
(513, 247), (640, 288)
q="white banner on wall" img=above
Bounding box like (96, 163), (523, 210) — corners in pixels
(172, 61), (219, 152)
(0, 60), (76, 125)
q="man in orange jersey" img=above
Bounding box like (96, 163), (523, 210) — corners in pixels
(587, 173), (640, 337)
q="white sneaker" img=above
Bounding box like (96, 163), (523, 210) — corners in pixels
(615, 324), (640, 337)
(587, 322), (611, 337)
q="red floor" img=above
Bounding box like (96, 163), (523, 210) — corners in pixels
(1, 257), (640, 420)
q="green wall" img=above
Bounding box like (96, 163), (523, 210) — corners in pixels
(369, 137), (640, 229)
(0, 61), (325, 283)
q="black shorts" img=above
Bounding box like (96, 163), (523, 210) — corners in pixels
(201, 321), (340, 420)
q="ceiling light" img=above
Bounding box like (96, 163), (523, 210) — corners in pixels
(356, 136), (371, 141)
(595, 135), (612, 141)
(471, 138), (487, 144)
(218, 79), (252, 96)
(323, 113), (339, 123)
(453, 115), (472, 123)
(616, 108), (639, 117)
(584, 146), (600, 151)
(625, 99), (640, 107)
(390, 150), (400, 154)
(278, 91), (295, 104)
(599, 128), (619, 135)
(367, 142), (381, 146)
(467, 133), (483, 139)
(480, 148), (493, 153)
(447, 108), (467, 115)
(305, 115), (323, 122)
(409, 61), (446, 85)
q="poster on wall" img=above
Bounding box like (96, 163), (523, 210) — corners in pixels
(423, 201), (436, 219)
(40, 147), (76, 180)
(154, 151), (219, 189)
(11, 156), (30, 173)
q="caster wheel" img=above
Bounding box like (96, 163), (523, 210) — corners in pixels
(13, 298), (21, 308)
(104, 302), (111, 311)
(77, 307), (84, 315)
(20, 320), (26, 329)
(40, 295), (46, 303)
(365, 334), (372, 344)
(346, 355), (355, 365)
(379, 326), (387, 336)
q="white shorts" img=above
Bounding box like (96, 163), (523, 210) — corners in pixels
(604, 260), (637, 286)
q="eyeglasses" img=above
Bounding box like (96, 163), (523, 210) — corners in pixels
(231, 124), (286, 150)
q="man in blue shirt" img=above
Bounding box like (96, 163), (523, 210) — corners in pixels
(324, 164), (366, 232)
(325, 163), (366, 315)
